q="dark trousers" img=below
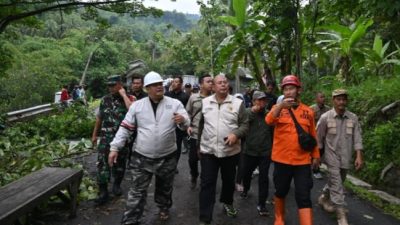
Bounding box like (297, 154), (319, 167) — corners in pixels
(235, 152), (244, 184)
(241, 154), (271, 206)
(273, 162), (313, 208)
(188, 138), (199, 178)
(199, 153), (239, 223)
(175, 129), (186, 163)
(235, 140), (246, 184)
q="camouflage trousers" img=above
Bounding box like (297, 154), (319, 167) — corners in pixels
(122, 151), (177, 225)
(97, 146), (128, 185)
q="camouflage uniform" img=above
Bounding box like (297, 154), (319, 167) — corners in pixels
(97, 94), (132, 185)
(122, 151), (177, 224)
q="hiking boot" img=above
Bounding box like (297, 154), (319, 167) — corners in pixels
(318, 193), (335, 213)
(113, 176), (123, 196)
(223, 204), (238, 217)
(257, 205), (269, 216)
(336, 207), (349, 225)
(95, 183), (109, 205)
(112, 183), (123, 196)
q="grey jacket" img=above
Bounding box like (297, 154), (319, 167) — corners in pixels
(243, 108), (273, 157)
(199, 94), (248, 157)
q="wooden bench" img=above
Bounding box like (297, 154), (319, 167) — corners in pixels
(0, 167), (83, 225)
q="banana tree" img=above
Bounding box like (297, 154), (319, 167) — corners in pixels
(364, 35), (400, 76)
(316, 17), (373, 83)
(215, 0), (268, 90)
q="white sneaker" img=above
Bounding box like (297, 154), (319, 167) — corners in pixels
(235, 183), (244, 192)
(252, 168), (259, 177)
(313, 172), (323, 179)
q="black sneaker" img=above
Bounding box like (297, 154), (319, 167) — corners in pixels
(257, 205), (269, 216)
(223, 204), (238, 217)
(190, 177), (197, 190)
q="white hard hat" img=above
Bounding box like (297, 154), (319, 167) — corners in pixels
(144, 71), (163, 87)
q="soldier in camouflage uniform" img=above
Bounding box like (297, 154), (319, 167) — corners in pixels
(92, 75), (135, 205)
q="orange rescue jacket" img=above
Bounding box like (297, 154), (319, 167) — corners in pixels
(265, 103), (319, 165)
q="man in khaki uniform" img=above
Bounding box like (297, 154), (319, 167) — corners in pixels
(310, 92), (330, 123)
(310, 92), (330, 179)
(316, 89), (363, 225)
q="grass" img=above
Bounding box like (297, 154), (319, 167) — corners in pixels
(344, 180), (400, 219)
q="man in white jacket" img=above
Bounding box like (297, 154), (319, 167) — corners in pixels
(198, 75), (249, 225)
(108, 71), (190, 225)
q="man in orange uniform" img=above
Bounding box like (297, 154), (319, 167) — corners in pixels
(265, 75), (320, 225)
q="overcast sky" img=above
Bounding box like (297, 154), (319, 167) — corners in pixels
(142, 0), (201, 14)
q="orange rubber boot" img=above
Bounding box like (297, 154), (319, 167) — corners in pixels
(298, 208), (313, 225)
(274, 196), (285, 225)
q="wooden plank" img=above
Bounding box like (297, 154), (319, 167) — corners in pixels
(0, 167), (83, 225)
(0, 167), (77, 202)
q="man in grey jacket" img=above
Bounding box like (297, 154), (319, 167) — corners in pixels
(198, 75), (249, 225)
(108, 71), (190, 225)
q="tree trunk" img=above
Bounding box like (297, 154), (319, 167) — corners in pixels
(248, 50), (265, 91)
(294, 0), (302, 78)
(340, 55), (351, 83)
(80, 51), (94, 85)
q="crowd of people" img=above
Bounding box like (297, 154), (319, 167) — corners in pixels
(60, 84), (87, 107)
(90, 71), (364, 225)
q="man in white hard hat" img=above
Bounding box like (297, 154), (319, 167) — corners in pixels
(109, 71), (190, 225)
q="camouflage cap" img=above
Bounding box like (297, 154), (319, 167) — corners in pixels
(107, 75), (121, 85)
(252, 90), (267, 100)
(332, 89), (348, 97)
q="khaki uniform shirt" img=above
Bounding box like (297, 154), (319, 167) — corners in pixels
(186, 93), (205, 139)
(310, 104), (330, 124)
(316, 109), (363, 169)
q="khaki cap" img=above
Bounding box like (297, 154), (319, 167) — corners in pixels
(252, 91), (267, 100)
(332, 89), (348, 97)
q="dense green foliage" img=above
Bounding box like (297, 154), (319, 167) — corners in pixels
(0, 105), (96, 199)
(362, 115), (400, 183)
(300, 76), (400, 194)
(0, 9), (199, 113)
